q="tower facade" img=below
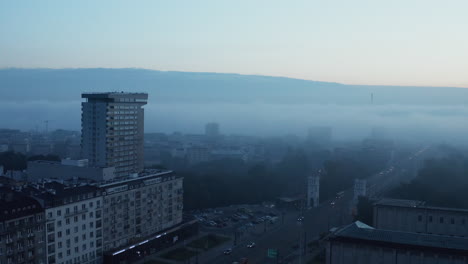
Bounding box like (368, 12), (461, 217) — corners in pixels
(81, 92), (148, 177)
(205, 122), (220, 138)
(353, 178), (367, 202)
(307, 175), (320, 208)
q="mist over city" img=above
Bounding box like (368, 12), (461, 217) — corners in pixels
(2, 1), (468, 264)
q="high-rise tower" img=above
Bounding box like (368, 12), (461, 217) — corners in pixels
(81, 92), (148, 177)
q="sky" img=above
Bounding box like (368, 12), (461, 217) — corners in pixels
(1, 0), (468, 87)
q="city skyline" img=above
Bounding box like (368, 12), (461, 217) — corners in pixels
(1, 0), (468, 87)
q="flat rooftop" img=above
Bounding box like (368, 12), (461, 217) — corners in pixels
(375, 198), (468, 213)
(331, 221), (468, 253)
(99, 169), (177, 187)
(82, 92), (148, 100)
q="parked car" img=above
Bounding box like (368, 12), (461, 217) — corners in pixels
(246, 242), (256, 248)
(224, 248), (232, 255)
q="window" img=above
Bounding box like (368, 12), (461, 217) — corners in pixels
(47, 223), (54, 233)
(75, 247), (79, 253)
(66, 229), (70, 235)
(82, 224), (86, 230)
(57, 210), (61, 216)
(74, 216), (78, 223)
(58, 242), (62, 249)
(440, 217), (444, 223)
(58, 231), (62, 238)
(82, 214), (86, 220)
(418, 215), (422, 222)
(66, 218), (70, 225)
(74, 226), (78, 233)
(451, 218), (455, 224)
(57, 220), (62, 227)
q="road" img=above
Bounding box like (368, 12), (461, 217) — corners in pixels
(201, 145), (431, 264)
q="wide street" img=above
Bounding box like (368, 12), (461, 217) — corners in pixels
(203, 146), (430, 264)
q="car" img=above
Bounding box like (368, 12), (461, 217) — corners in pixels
(297, 216), (304, 221)
(247, 242), (256, 248)
(223, 248), (232, 255)
(330, 201), (336, 206)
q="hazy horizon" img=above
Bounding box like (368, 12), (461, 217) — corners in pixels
(2, 68), (468, 144)
(2, 1), (468, 87)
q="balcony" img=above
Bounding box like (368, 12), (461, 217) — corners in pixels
(64, 208), (89, 217)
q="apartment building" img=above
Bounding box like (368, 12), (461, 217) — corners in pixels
(81, 92), (148, 177)
(32, 184), (103, 264)
(374, 198), (468, 236)
(0, 188), (46, 264)
(100, 170), (183, 252)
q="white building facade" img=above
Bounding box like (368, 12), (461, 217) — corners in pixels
(42, 186), (103, 264)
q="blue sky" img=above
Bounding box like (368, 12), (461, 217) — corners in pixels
(1, 0), (467, 87)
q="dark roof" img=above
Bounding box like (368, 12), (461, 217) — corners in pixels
(0, 188), (43, 221)
(375, 198), (468, 213)
(27, 182), (102, 208)
(331, 221), (468, 254)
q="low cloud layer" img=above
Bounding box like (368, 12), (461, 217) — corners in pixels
(1, 101), (468, 144)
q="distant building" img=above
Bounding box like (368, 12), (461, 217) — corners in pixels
(0, 165), (3, 176)
(81, 92), (148, 177)
(28, 159), (115, 182)
(307, 175), (320, 208)
(186, 147), (211, 165)
(0, 188), (46, 264)
(353, 179), (367, 202)
(205, 122), (220, 138)
(327, 221), (468, 264)
(374, 198), (468, 237)
(307, 126), (332, 145)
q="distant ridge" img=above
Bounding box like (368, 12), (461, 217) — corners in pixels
(1, 68), (467, 105)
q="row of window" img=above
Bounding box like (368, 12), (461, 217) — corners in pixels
(110, 105), (138, 110)
(108, 110), (138, 114)
(47, 202), (101, 218)
(108, 120), (137, 125)
(110, 115), (137, 120)
(418, 215), (467, 225)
